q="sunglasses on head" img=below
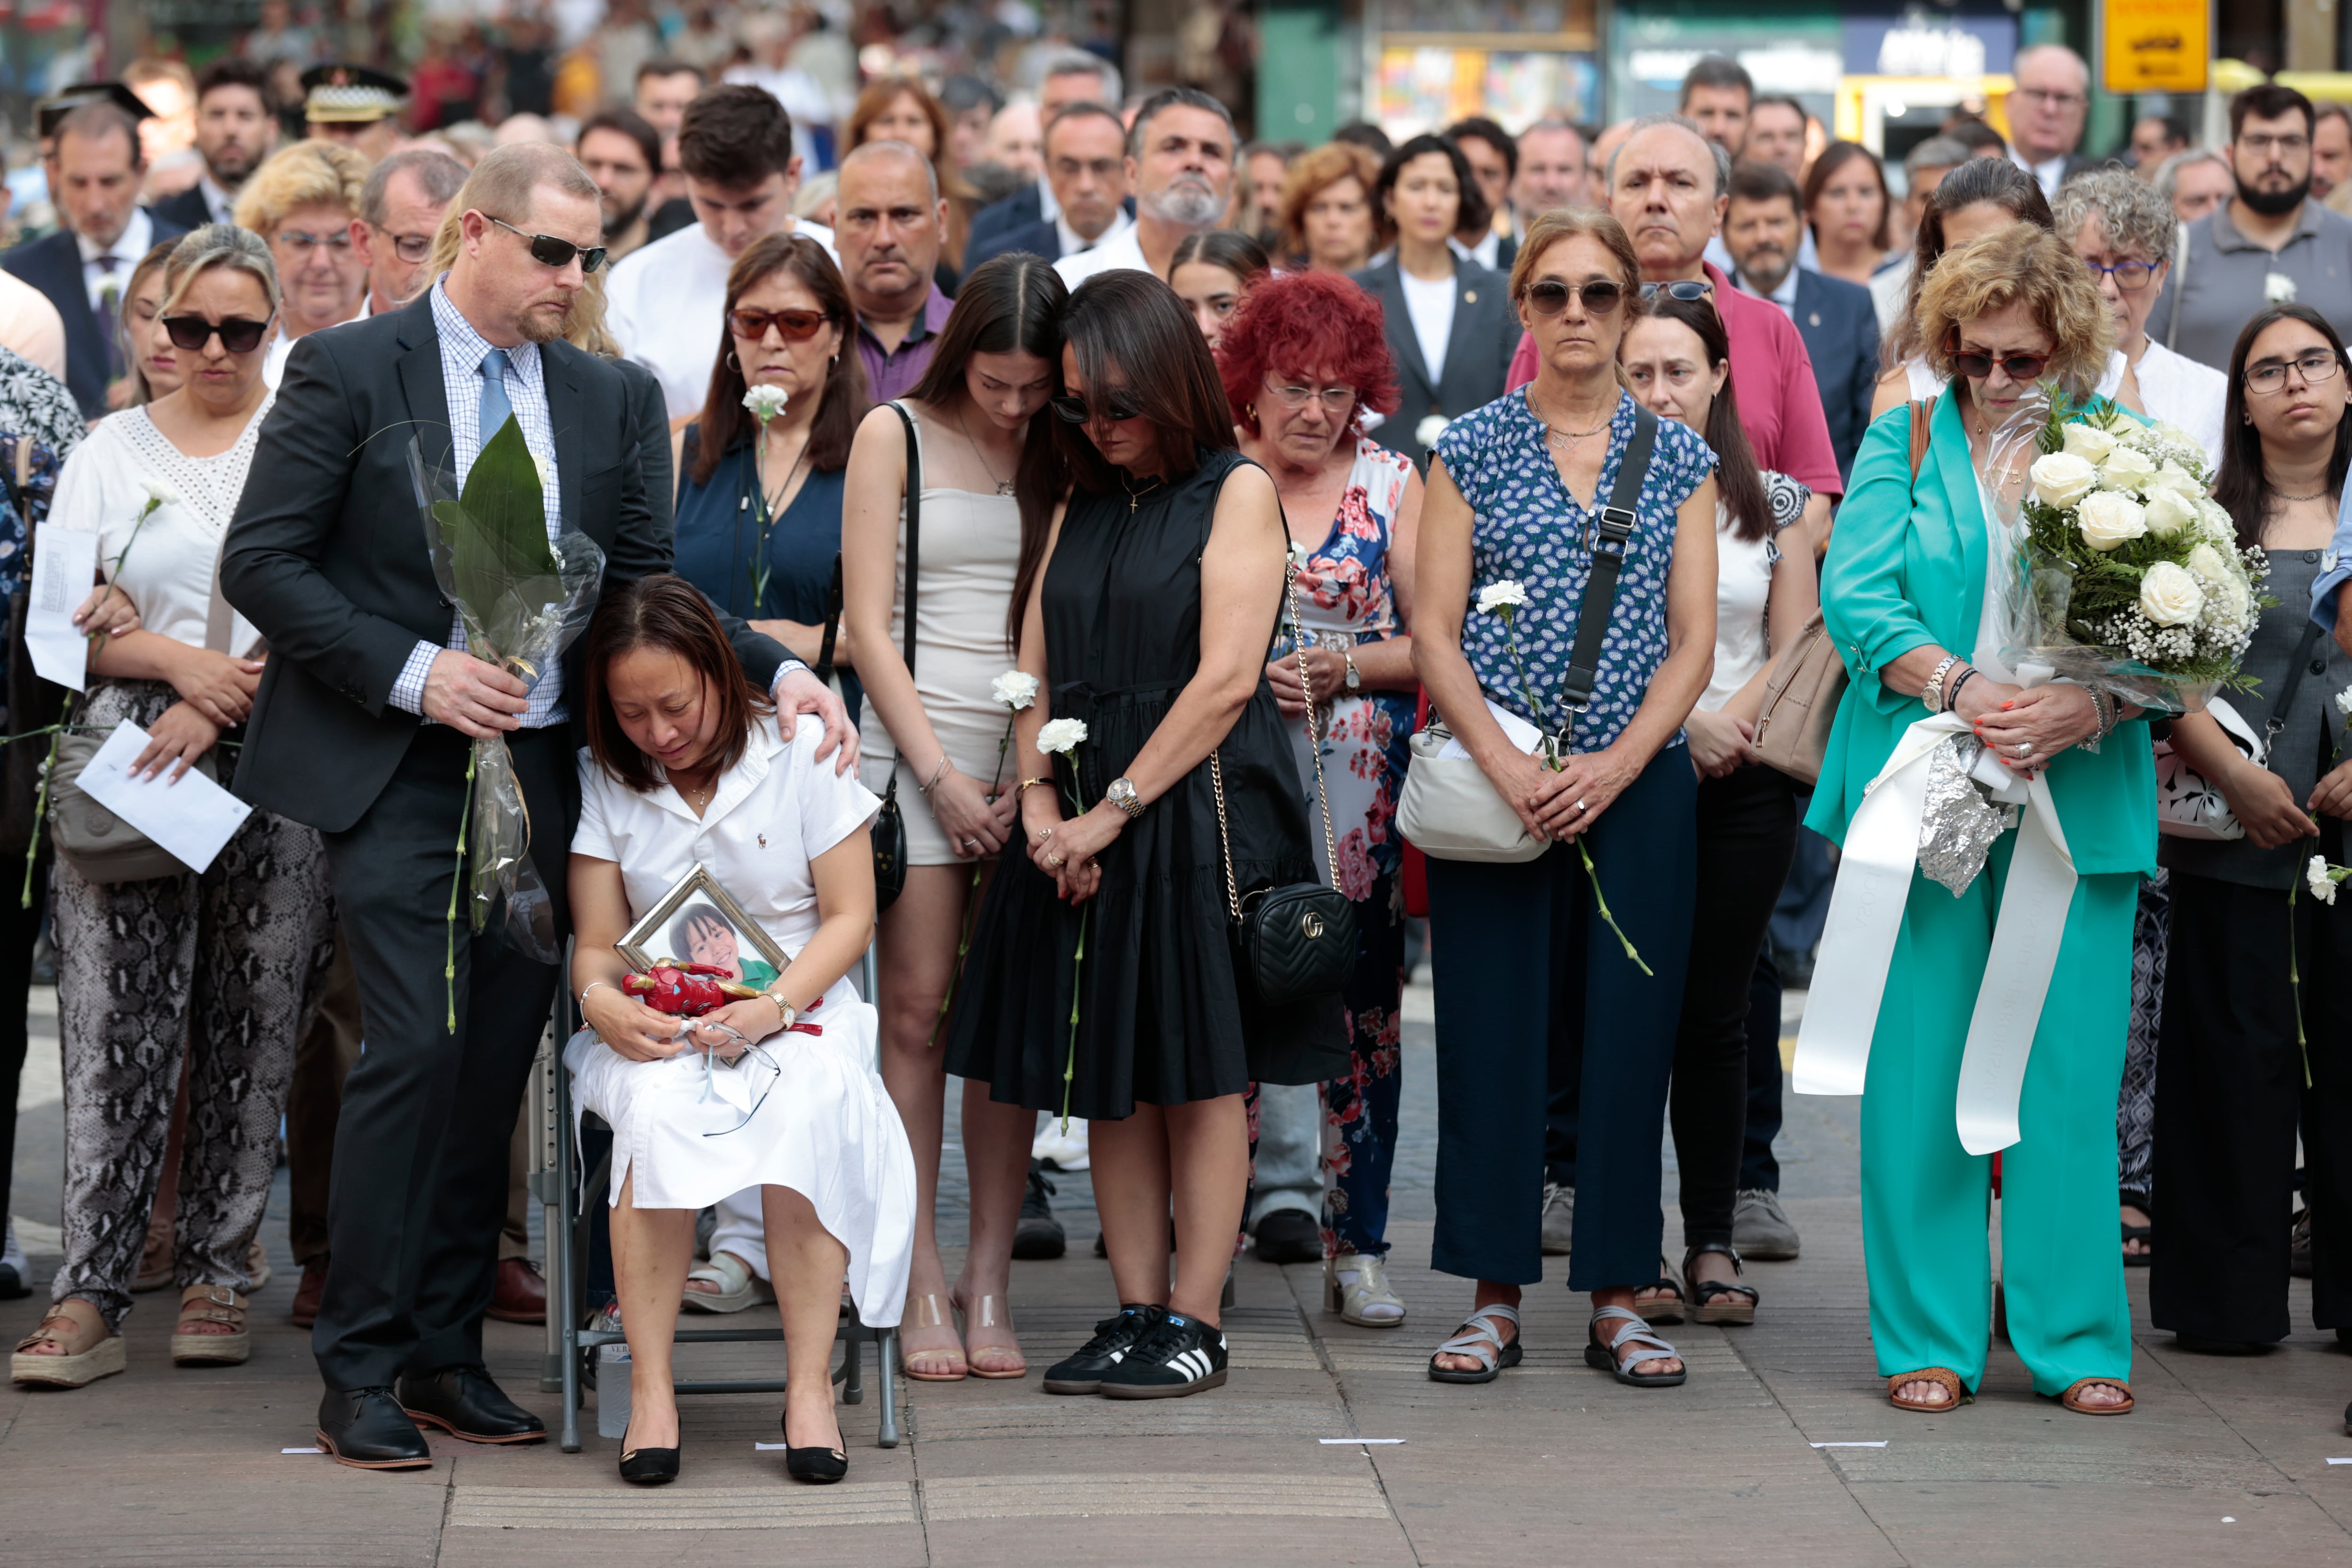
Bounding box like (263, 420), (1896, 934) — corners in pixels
(1640, 280), (1714, 302)
(1946, 336), (2050, 382)
(490, 215), (607, 274)
(728, 307), (832, 342)
(1049, 390), (1144, 424)
(161, 312), (275, 354)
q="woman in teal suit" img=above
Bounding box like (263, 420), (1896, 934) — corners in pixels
(1809, 225), (2148, 1415)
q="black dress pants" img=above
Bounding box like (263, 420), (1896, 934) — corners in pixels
(312, 725), (574, 1391)
(2151, 857), (2352, 1342)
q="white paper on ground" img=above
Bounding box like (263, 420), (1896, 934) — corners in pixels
(1320, 1437), (1406, 1444)
(1435, 699), (1543, 760)
(24, 530), (96, 692)
(1811, 1441), (1888, 1448)
(753, 1441), (790, 1450)
(282, 1446), (323, 1454)
(2330, 1458), (2352, 1465)
(74, 721), (253, 873)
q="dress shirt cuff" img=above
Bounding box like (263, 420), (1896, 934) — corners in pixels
(2313, 561), (2350, 632)
(390, 640), (441, 716)
(770, 658), (809, 697)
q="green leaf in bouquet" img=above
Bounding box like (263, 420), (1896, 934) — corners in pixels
(436, 415), (560, 662)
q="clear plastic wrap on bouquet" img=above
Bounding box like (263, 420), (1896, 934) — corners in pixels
(409, 428), (605, 963)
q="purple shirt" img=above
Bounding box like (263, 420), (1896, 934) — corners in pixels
(856, 286), (955, 404)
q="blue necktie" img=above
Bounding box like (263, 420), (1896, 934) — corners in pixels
(480, 347), (514, 447)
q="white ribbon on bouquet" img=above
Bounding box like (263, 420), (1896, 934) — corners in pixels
(1794, 712), (2077, 1155)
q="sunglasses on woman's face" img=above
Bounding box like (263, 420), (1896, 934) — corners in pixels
(490, 215), (607, 275)
(1947, 339), (2050, 382)
(728, 307), (832, 342)
(1523, 279), (1625, 317)
(1050, 390), (1144, 424)
(161, 312), (275, 354)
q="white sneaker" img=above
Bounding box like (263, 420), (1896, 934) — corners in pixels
(1032, 1117), (1090, 1171)
(1732, 1188), (1801, 1260)
(1540, 1182), (1574, 1257)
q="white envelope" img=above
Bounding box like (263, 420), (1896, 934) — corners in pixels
(72, 721), (253, 874)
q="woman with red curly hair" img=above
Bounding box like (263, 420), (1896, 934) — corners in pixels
(1222, 270), (1423, 1328)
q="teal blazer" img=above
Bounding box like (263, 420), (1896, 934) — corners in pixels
(1804, 394), (2158, 877)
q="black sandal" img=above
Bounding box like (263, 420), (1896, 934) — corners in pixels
(2121, 1218), (2153, 1267)
(1634, 1257), (1685, 1325)
(1683, 1245), (1757, 1326)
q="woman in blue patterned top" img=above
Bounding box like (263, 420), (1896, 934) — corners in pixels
(1413, 208), (1721, 1389)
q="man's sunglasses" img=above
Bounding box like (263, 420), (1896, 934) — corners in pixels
(728, 307), (833, 342)
(161, 312), (276, 354)
(1640, 280), (1714, 302)
(1050, 391), (1144, 424)
(490, 215), (607, 274)
(1524, 279), (1625, 316)
(1946, 338), (2049, 382)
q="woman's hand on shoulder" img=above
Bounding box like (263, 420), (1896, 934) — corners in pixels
(584, 986), (692, 1062)
(1684, 708), (1754, 778)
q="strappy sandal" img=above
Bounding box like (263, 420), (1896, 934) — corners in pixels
(954, 1292), (1027, 1379)
(1634, 1257), (1686, 1325)
(172, 1283), (251, 1366)
(1427, 1303), (1522, 1384)
(899, 1293), (968, 1381)
(10, 1299), (125, 1388)
(2058, 1377), (2134, 1416)
(1586, 1305), (1685, 1387)
(681, 1250), (772, 1314)
(1684, 1244), (1757, 1326)
(1887, 1367), (1970, 1410)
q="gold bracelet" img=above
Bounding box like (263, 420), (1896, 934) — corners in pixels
(1015, 775), (1055, 796)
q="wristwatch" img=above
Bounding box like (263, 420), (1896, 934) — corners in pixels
(1343, 651), (1361, 692)
(1106, 776), (1144, 819)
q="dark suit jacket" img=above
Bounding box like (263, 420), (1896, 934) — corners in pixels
(965, 216), (1061, 273)
(1787, 268), (1880, 482)
(966, 183), (1044, 255)
(1347, 256), (1518, 469)
(221, 293), (785, 833)
(151, 185), (217, 232)
(2, 212), (190, 417)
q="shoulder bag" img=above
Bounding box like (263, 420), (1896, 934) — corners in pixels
(1395, 406), (1657, 862)
(2153, 620), (2323, 840)
(1209, 564), (1355, 1008)
(1755, 396), (1935, 785)
(857, 402), (923, 912)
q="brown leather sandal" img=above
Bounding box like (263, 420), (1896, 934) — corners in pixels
(10, 1299), (125, 1387)
(172, 1283), (251, 1366)
(2058, 1377), (2134, 1415)
(1886, 1367), (1970, 1410)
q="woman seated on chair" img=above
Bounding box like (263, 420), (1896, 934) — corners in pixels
(566, 574), (917, 1487)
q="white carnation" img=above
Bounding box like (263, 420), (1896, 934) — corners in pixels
(2028, 451), (2098, 509)
(137, 478), (183, 509)
(2059, 422), (2118, 463)
(2076, 491), (2148, 550)
(2337, 685), (2352, 718)
(990, 670), (1039, 710)
(2311, 856), (2339, 905)
(1034, 717), (1088, 756)
(742, 384), (788, 421)
(1415, 414), (1451, 449)
(2098, 445), (2158, 492)
(1477, 580), (1530, 616)
(2138, 560), (2204, 626)
(2266, 271), (2299, 303)
(2142, 489), (2199, 538)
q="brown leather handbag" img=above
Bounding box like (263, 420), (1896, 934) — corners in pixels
(1755, 397), (1936, 787)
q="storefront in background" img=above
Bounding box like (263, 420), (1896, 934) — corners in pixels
(1364, 0), (1598, 135)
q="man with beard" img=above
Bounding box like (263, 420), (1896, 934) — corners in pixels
(1724, 159), (1875, 478)
(575, 108), (660, 262)
(1055, 87), (1235, 286)
(154, 59), (277, 230)
(2150, 84), (2352, 372)
(221, 143), (852, 1472)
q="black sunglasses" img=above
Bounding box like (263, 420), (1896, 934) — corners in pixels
(490, 215), (607, 274)
(1050, 391), (1144, 424)
(1947, 339), (2050, 382)
(161, 311), (275, 354)
(1524, 279), (1626, 317)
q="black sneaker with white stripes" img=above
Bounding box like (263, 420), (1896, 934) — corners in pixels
(1042, 1303), (1165, 1395)
(1097, 1309), (1227, 1400)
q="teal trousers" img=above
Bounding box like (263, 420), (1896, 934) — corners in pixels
(1860, 831), (2136, 1395)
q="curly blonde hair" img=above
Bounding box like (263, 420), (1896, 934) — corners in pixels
(1917, 225), (2113, 398)
(1276, 141), (1380, 262)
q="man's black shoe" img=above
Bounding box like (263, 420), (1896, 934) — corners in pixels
(1014, 1161), (1067, 1260)
(316, 1386), (432, 1469)
(1042, 1303), (1165, 1395)
(1254, 1210), (1322, 1265)
(399, 1364), (548, 1444)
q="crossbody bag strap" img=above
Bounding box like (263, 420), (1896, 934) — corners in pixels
(814, 550), (843, 685)
(2261, 620), (2326, 754)
(1559, 405), (1656, 731)
(1208, 561), (1343, 922)
(888, 400), (921, 677)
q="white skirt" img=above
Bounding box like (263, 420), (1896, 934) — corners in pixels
(564, 990), (917, 1329)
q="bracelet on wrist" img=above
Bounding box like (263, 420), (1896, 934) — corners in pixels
(580, 979), (612, 1010)
(917, 756), (951, 795)
(1919, 653), (1961, 714)
(1945, 668), (1979, 715)
(1015, 775), (1055, 798)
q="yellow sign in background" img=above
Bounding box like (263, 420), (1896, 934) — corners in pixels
(2103, 0), (2211, 93)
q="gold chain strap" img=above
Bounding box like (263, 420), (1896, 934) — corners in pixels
(1210, 563), (1342, 923)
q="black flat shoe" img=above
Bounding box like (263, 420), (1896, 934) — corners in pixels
(781, 1409), (846, 1483)
(618, 1422), (680, 1485)
(398, 1364), (547, 1444)
(316, 1385), (433, 1470)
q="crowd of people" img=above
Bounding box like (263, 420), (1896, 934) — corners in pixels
(0, 23), (2348, 1487)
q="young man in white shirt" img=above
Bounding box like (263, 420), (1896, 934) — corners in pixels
(1055, 88), (1235, 287)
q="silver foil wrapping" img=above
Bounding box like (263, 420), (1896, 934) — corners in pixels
(1917, 734), (2017, 897)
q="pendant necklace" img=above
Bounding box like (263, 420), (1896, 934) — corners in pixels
(1122, 473), (1163, 513)
(957, 407), (1019, 496)
(760, 427), (810, 517)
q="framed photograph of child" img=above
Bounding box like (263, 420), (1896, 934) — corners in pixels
(614, 865), (791, 990)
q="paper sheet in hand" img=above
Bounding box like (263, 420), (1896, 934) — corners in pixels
(24, 529), (96, 692)
(74, 721), (252, 874)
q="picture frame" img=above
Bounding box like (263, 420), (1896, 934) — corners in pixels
(615, 865), (791, 991)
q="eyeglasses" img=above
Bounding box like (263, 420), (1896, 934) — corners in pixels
(2240, 133), (2311, 156)
(728, 307), (832, 342)
(489, 215), (607, 274)
(1523, 279), (1626, 316)
(386, 232), (434, 264)
(1640, 280), (1714, 302)
(1050, 390), (1144, 424)
(1947, 342), (2050, 382)
(1263, 376), (1355, 414)
(2245, 349), (2345, 393)
(160, 311), (276, 354)
(276, 229), (353, 254)
(2011, 87), (2087, 109)
(2083, 257), (2160, 292)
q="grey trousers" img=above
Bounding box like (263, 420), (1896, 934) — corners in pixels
(1250, 1080), (1322, 1224)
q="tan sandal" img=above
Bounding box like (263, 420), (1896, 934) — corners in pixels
(2058, 1377), (2134, 1416)
(11, 1299), (125, 1387)
(171, 1283), (250, 1366)
(1887, 1367), (1970, 1411)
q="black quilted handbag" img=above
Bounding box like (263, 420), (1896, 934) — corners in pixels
(1208, 565), (1354, 1009)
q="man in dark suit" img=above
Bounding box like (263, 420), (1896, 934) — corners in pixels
(2008, 43), (2103, 197)
(4, 100), (188, 416)
(152, 59), (279, 231)
(965, 50), (1120, 256)
(221, 143), (851, 1472)
(1722, 160), (1876, 481)
(966, 101), (1132, 272)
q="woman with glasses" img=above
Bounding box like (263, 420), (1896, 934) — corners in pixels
(1350, 134), (1518, 469)
(1220, 270), (1422, 1320)
(12, 226), (338, 1392)
(2150, 303), (2352, 1353)
(565, 574), (914, 1486)
(840, 253), (1069, 1382)
(1170, 230), (1270, 353)
(232, 140), (370, 389)
(1812, 224), (2143, 1416)
(1415, 209), (1720, 1390)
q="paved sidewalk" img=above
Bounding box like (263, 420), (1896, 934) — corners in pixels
(6, 984), (2351, 1566)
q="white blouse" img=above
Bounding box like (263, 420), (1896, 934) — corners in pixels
(1699, 470), (1810, 714)
(48, 397), (272, 655)
(2132, 339), (2229, 472)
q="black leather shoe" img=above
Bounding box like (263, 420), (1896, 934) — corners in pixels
(316, 1386), (432, 1470)
(399, 1365), (548, 1444)
(618, 1421), (681, 1485)
(782, 1409), (846, 1482)
(1012, 1161), (1066, 1261)
(1253, 1210), (1322, 1265)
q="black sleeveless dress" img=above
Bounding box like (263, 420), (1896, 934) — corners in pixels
(945, 449), (1347, 1118)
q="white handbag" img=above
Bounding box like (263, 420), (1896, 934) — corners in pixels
(2153, 622), (2323, 841)
(1397, 718), (1549, 864)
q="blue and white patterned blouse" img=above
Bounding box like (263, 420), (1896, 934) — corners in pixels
(1433, 388), (1716, 754)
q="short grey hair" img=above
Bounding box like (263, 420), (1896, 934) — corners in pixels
(2153, 147), (2231, 203)
(1520, 117), (1587, 151)
(2052, 166), (2177, 267)
(1039, 48), (1121, 106)
(1904, 136), (1971, 179)
(1607, 112), (1731, 197)
(360, 147), (468, 228)
(161, 222), (280, 313)
(1127, 85), (1237, 162)
(839, 138), (938, 202)
(451, 142), (601, 227)
(2013, 41), (2090, 87)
